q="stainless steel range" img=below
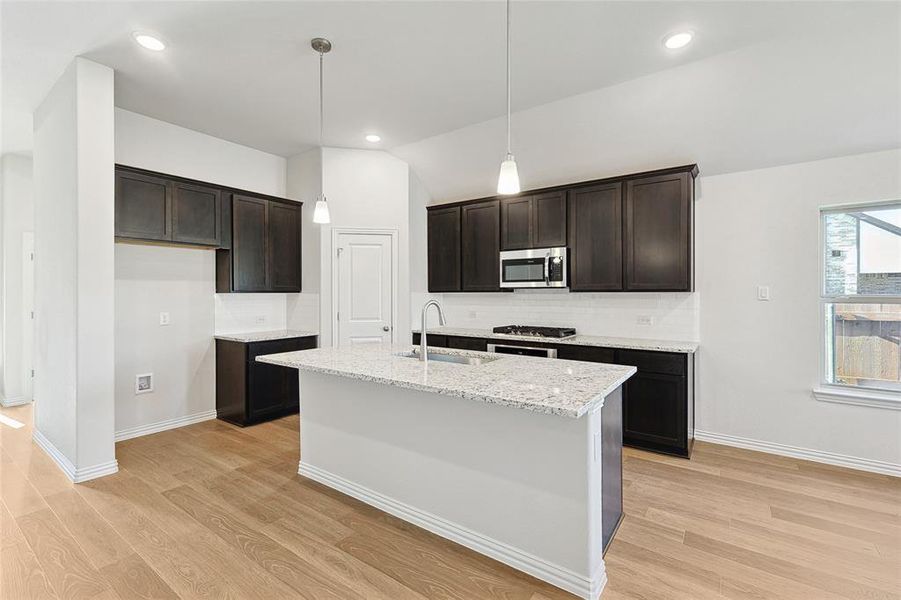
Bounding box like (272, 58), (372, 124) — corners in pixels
(492, 325), (576, 339)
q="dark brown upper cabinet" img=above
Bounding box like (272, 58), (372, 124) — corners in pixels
(427, 206), (462, 292)
(568, 183), (623, 291)
(115, 170), (171, 241)
(461, 200), (500, 291)
(116, 166), (220, 247)
(171, 181), (221, 246)
(268, 201), (302, 292)
(426, 164), (696, 294)
(624, 172), (692, 291)
(500, 191), (566, 250)
(218, 195), (303, 293)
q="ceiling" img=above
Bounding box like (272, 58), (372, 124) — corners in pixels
(1, 1), (885, 157)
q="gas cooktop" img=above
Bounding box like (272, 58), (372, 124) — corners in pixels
(492, 325), (577, 339)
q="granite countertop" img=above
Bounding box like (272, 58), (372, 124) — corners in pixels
(413, 326), (699, 354)
(256, 344), (636, 419)
(215, 330), (319, 343)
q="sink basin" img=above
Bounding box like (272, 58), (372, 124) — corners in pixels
(397, 350), (499, 366)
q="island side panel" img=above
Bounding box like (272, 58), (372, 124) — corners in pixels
(297, 371), (604, 595)
(601, 387), (623, 552)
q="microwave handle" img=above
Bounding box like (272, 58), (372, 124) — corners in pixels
(544, 253), (550, 286)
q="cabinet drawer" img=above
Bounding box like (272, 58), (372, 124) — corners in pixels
(617, 349), (686, 376)
(447, 336), (488, 351)
(247, 336), (317, 362)
(556, 345), (616, 364)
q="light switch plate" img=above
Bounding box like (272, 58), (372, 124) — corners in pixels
(159, 312), (170, 325)
(757, 286), (771, 301)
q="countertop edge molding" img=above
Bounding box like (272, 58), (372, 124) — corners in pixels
(413, 327), (699, 354)
(812, 387), (901, 411)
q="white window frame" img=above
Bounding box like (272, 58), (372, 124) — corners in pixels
(815, 199), (901, 410)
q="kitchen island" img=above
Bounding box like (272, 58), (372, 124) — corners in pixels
(257, 344), (636, 600)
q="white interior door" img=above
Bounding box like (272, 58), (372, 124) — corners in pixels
(22, 233), (34, 401)
(336, 232), (394, 346)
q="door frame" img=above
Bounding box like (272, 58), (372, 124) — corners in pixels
(330, 227), (399, 346)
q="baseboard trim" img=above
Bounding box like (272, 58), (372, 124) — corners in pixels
(0, 396), (31, 407)
(32, 429), (119, 483)
(299, 461), (605, 600)
(694, 430), (901, 477)
(115, 409), (218, 442)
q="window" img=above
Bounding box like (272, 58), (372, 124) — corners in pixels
(821, 202), (901, 398)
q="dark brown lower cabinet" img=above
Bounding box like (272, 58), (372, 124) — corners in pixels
(411, 332), (694, 457)
(216, 335), (317, 426)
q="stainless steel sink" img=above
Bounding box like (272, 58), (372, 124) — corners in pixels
(397, 350), (499, 366)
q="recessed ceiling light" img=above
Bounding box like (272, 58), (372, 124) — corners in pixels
(664, 31), (693, 50)
(365, 134), (381, 143)
(133, 32), (166, 51)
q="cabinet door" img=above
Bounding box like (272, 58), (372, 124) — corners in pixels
(500, 196), (532, 250)
(462, 200), (501, 291)
(427, 206), (462, 292)
(532, 191), (567, 248)
(115, 170), (171, 241)
(568, 183), (623, 291)
(248, 362), (293, 420)
(622, 372), (687, 455)
(624, 172), (691, 291)
(268, 201), (302, 292)
(232, 195), (268, 291)
(171, 181), (221, 246)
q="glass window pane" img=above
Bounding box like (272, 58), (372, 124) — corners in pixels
(823, 203), (901, 296)
(826, 303), (901, 392)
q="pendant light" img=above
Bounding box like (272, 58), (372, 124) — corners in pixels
(312, 37), (332, 224)
(496, 0), (520, 195)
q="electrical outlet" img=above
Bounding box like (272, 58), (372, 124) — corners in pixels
(757, 286), (771, 301)
(468, 311), (477, 319)
(636, 315), (654, 326)
(135, 373), (153, 395)
(159, 312), (170, 326)
(255, 316), (267, 324)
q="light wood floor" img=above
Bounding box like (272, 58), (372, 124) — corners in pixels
(1, 403), (899, 600)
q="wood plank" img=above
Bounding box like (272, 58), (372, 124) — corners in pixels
(43, 489), (134, 569)
(99, 553), (179, 600)
(15, 508), (111, 599)
(1, 540), (59, 600)
(162, 484), (364, 600)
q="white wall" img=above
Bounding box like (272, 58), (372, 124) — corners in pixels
(0, 154), (34, 405)
(33, 57), (116, 476)
(286, 148), (322, 332)
(393, 26), (899, 204)
(114, 109), (296, 434)
(316, 148), (411, 347)
(115, 244), (215, 434)
(696, 149), (901, 469)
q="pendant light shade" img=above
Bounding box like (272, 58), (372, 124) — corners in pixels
(497, 0), (521, 195)
(312, 37), (332, 225)
(497, 153), (520, 195)
(312, 197), (331, 224)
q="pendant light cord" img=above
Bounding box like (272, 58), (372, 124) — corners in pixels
(318, 49), (324, 148)
(505, 0), (511, 156)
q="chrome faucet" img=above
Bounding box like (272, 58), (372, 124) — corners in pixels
(420, 299), (447, 362)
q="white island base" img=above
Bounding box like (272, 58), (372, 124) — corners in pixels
(296, 371), (623, 599)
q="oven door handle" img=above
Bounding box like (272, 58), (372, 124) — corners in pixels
(487, 343), (558, 358)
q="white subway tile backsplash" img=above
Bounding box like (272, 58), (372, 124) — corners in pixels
(214, 293), (288, 334)
(437, 291), (699, 341)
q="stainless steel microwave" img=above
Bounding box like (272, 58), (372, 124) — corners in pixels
(499, 247), (567, 289)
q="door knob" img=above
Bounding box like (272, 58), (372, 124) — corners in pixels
(382, 326), (390, 332)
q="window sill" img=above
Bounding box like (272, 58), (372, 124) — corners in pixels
(813, 387), (901, 410)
